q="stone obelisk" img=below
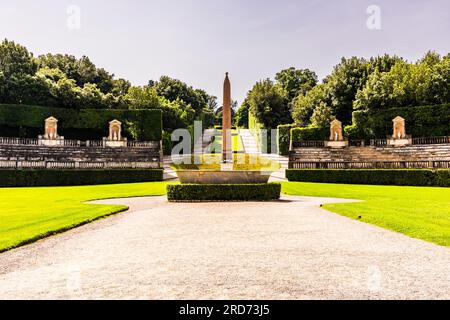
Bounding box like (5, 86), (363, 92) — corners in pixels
(222, 72), (232, 162)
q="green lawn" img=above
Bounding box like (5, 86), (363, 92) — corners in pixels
(0, 182), (168, 252)
(1, 181), (450, 253)
(282, 182), (450, 246)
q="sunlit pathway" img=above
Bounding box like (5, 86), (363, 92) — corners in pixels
(1, 195), (450, 299)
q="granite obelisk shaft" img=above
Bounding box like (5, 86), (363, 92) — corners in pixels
(222, 72), (232, 162)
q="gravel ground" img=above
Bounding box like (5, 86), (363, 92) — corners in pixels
(0, 195), (450, 300)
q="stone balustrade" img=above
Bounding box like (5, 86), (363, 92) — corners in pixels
(0, 160), (160, 170)
(0, 137), (162, 170)
(289, 160), (450, 170)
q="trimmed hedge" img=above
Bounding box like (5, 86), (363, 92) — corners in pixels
(0, 169), (163, 187)
(0, 104), (163, 141)
(286, 169), (450, 187)
(353, 104), (450, 139)
(291, 126), (329, 142)
(167, 183), (281, 201)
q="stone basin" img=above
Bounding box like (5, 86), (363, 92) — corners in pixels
(175, 170), (273, 184)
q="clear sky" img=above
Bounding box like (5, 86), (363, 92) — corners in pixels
(1, 0), (449, 103)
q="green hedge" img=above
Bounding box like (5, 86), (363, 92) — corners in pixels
(291, 126), (329, 142)
(0, 104), (162, 141)
(167, 183), (281, 201)
(277, 124), (295, 156)
(0, 169), (163, 187)
(286, 169), (450, 187)
(353, 104), (450, 139)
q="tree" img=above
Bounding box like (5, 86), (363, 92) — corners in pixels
(311, 102), (334, 127)
(290, 55), (402, 127)
(37, 53), (114, 93)
(291, 83), (330, 126)
(151, 76), (208, 116)
(206, 95), (218, 111)
(275, 67), (318, 102)
(354, 52), (450, 112)
(247, 79), (291, 128)
(125, 86), (160, 110)
(234, 99), (249, 128)
(0, 39), (37, 77)
(111, 78), (131, 96)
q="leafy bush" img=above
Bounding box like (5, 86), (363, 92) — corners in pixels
(290, 126), (328, 142)
(167, 183), (281, 201)
(286, 169), (450, 187)
(435, 170), (450, 187)
(0, 104), (162, 140)
(0, 169), (163, 187)
(277, 124), (295, 155)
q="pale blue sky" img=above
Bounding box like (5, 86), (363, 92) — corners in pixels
(1, 0), (449, 103)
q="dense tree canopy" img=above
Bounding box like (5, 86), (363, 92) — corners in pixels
(243, 67), (317, 129)
(354, 52), (450, 112)
(37, 53), (116, 94)
(291, 55), (402, 126)
(0, 39), (213, 130)
(2, 39), (449, 136)
(0, 39), (37, 77)
(150, 76), (213, 116)
(234, 99), (249, 128)
(275, 67), (318, 102)
(247, 79), (291, 128)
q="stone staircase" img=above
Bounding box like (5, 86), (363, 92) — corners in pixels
(290, 144), (450, 163)
(239, 129), (260, 154)
(194, 129), (216, 154)
(0, 144), (161, 163)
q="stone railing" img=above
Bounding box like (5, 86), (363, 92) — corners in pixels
(413, 136), (450, 145)
(0, 137), (160, 149)
(0, 137), (39, 146)
(349, 140), (366, 147)
(289, 160), (450, 170)
(0, 160), (160, 170)
(369, 139), (388, 147)
(291, 136), (450, 150)
(127, 141), (160, 148)
(63, 139), (82, 147)
(85, 140), (104, 148)
(291, 140), (325, 148)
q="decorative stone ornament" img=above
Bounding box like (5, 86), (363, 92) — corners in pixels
(392, 116), (406, 139)
(325, 119), (348, 148)
(39, 116), (65, 146)
(45, 117), (59, 140)
(109, 120), (122, 141)
(388, 116), (412, 147)
(329, 119), (344, 141)
(104, 119), (127, 147)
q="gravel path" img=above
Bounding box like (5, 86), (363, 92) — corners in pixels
(1, 195), (450, 300)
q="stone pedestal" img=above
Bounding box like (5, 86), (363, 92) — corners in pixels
(38, 136), (65, 147)
(324, 140), (349, 148)
(387, 138), (412, 147)
(103, 138), (127, 148)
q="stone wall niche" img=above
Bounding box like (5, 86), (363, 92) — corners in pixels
(38, 116), (65, 146)
(104, 119), (127, 147)
(388, 116), (412, 147)
(325, 119), (348, 148)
